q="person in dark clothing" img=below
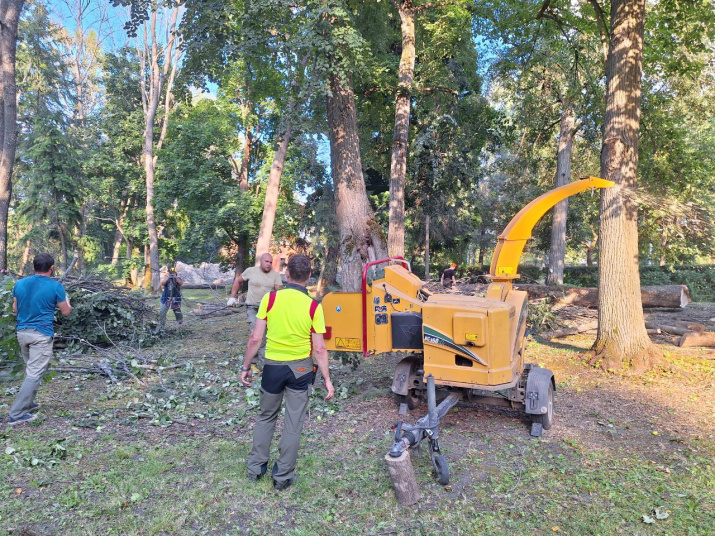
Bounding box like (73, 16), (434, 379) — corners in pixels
(241, 255), (334, 490)
(441, 262), (457, 288)
(159, 267), (183, 329)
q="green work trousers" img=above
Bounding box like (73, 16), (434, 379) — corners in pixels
(246, 359), (313, 483)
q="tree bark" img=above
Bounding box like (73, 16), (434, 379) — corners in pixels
(0, 0), (24, 270)
(255, 124), (291, 258)
(317, 243), (339, 297)
(384, 450), (420, 505)
(139, 6), (180, 293)
(327, 72), (387, 292)
(679, 331), (715, 348)
(388, 1), (416, 258)
(546, 104), (576, 285)
(590, 0), (659, 371)
(424, 213), (430, 280)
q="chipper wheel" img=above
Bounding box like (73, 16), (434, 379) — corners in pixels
(531, 381), (554, 430)
(432, 454), (450, 486)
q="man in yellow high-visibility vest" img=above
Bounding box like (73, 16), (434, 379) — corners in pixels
(241, 254), (334, 490)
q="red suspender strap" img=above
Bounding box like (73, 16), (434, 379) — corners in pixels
(309, 300), (319, 333)
(266, 291), (277, 313)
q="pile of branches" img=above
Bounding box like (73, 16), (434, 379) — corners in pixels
(55, 275), (160, 353)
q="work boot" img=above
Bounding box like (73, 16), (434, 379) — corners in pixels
(247, 461), (268, 482)
(272, 462), (297, 490)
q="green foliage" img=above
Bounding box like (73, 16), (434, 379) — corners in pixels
(526, 298), (558, 334)
(55, 286), (159, 352)
(0, 276), (21, 374)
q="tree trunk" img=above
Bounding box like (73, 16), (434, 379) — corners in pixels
(424, 213), (430, 280)
(19, 236), (30, 274)
(546, 104), (576, 286)
(139, 6), (180, 293)
(0, 0), (24, 270)
(317, 243), (339, 297)
(679, 331), (715, 348)
(111, 195), (131, 266)
(327, 72), (387, 292)
(255, 124), (291, 257)
(237, 116), (252, 193)
(384, 450), (420, 506)
(516, 284), (691, 309)
(590, 0), (659, 372)
(388, 1), (416, 258)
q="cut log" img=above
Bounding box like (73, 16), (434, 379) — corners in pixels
(191, 302), (243, 318)
(678, 331), (715, 348)
(541, 321), (598, 340)
(649, 324), (693, 336)
(646, 328), (661, 335)
(180, 283), (229, 289)
(515, 284), (691, 309)
(385, 450), (420, 505)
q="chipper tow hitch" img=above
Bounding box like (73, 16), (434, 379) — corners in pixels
(388, 374), (461, 486)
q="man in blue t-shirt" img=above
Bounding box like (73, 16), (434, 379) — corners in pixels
(8, 253), (72, 425)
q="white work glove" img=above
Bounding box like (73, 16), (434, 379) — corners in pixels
(226, 297), (238, 307)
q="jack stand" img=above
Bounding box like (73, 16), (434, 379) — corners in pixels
(530, 422), (543, 437)
(388, 374), (461, 484)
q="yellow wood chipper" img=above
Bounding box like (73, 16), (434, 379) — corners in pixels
(321, 177), (614, 485)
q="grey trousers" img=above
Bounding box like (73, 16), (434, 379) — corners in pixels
(246, 305), (266, 367)
(159, 303), (183, 328)
(9, 329), (53, 420)
(246, 367), (311, 483)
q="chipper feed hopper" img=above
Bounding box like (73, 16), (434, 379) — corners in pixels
(321, 177), (614, 486)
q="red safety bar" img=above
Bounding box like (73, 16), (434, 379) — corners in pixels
(361, 256), (410, 357)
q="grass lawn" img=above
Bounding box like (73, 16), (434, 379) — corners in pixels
(2, 293), (714, 535)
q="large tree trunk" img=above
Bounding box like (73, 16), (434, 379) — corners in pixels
(255, 124), (291, 258)
(0, 0), (24, 270)
(327, 72), (387, 292)
(317, 243), (339, 297)
(388, 1), (416, 258)
(424, 214), (430, 280)
(590, 0), (659, 371)
(546, 104), (576, 286)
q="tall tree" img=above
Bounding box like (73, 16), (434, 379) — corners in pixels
(588, 0), (658, 371)
(136, 3), (182, 291)
(387, 0), (417, 258)
(0, 0), (25, 269)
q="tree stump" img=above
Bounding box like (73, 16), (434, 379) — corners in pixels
(385, 450), (420, 505)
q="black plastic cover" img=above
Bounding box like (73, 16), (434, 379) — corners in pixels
(391, 312), (423, 349)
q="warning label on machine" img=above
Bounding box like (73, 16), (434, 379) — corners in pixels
(335, 337), (361, 350)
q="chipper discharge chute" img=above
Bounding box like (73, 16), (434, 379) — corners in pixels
(321, 177), (614, 491)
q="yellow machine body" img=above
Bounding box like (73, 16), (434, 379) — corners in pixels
(322, 177), (614, 392)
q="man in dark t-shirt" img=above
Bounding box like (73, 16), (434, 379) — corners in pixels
(441, 263), (457, 288)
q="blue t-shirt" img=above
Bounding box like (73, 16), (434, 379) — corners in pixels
(12, 275), (67, 336)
